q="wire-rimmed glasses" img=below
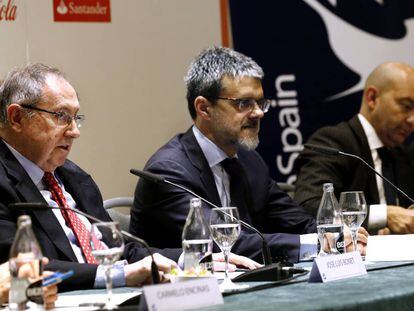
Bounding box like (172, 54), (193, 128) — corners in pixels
(216, 97), (271, 113)
(19, 104), (85, 128)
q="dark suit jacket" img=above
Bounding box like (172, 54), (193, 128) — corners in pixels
(0, 140), (181, 291)
(130, 128), (316, 263)
(294, 115), (414, 225)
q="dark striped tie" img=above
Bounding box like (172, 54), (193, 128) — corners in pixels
(377, 147), (397, 205)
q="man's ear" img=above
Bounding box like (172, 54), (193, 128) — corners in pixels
(194, 96), (212, 120)
(7, 104), (25, 131)
(365, 87), (379, 110)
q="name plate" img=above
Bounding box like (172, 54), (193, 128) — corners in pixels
(142, 278), (223, 311)
(309, 251), (366, 283)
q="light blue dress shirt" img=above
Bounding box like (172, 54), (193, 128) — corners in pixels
(192, 126), (317, 260)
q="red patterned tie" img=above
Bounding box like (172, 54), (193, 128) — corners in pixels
(42, 172), (99, 264)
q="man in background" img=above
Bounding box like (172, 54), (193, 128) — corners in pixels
(295, 62), (414, 235)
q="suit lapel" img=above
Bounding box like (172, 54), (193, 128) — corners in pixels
(0, 141), (78, 262)
(57, 165), (92, 217)
(180, 128), (222, 207)
(56, 162), (111, 223)
(348, 116), (380, 203)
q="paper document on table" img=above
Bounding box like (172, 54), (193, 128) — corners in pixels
(55, 289), (142, 309)
(366, 234), (414, 261)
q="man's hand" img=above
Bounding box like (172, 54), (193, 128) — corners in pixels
(41, 271), (58, 310)
(387, 205), (414, 234)
(212, 253), (262, 272)
(0, 258), (58, 309)
(377, 227), (391, 235)
(344, 227), (369, 255)
(0, 261), (10, 305)
(124, 253), (177, 286)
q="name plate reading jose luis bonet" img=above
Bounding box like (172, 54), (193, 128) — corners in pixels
(142, 278), (223, 311)
(309, 251), (367, 283)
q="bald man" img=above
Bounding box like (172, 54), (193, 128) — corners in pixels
(294, 62), (414, 235)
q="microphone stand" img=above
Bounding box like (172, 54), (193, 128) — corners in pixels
(130, 169), (304, 282)
(304, 144), (414, 204)
(132, 169), (273, 265)
(9, 202), (160, 284)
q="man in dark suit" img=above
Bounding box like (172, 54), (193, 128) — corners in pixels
(295, 62), (414, 235)
(0, 64), (180, 291)
(130, 47), (324, 264)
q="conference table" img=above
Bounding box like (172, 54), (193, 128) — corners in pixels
(58, 261), (414, 311)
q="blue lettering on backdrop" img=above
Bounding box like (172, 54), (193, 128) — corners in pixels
(228, 0), (414, 183)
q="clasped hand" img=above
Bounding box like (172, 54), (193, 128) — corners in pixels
(322, 227), (368, 255)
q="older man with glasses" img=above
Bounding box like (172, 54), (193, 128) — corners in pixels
(0, 63), (183, 292)
(130, 47), (336, 264)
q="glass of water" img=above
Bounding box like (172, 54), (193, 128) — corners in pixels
(339, 191), (367, 253)
(90, 222), (125, 309)
(209, 207), (246, 292)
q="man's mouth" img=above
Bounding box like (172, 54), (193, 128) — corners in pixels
(396, 128), (410, 138)
(242, 122), (259, 130)
(58, 145), (70, 151)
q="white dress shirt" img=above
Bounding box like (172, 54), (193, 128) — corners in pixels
(357, 114), (388, 230)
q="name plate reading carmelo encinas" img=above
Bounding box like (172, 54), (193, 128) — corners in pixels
(142, 278), (223, 311)
(309, 251), (367, 283)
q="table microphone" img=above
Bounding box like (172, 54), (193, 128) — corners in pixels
(303, 144), (414, 204)
(9, 202), (161, 284)
(130, 168), (273, 265)
(130, 169), (303, 282)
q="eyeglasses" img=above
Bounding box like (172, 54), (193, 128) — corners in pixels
(19, 104), (85, 128)
(217, 97), (271, 113)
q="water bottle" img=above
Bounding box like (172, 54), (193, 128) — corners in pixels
(316, 183), (344, 256)
(182, 198), (213, 275)
(9, 215), (44, 310)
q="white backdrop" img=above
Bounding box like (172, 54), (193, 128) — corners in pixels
(0, 0), (222, 199)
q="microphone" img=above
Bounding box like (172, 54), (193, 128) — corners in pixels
(9, 202), (161, 284)
(303, 144), (414, 205)
(130, 168), (273, 265)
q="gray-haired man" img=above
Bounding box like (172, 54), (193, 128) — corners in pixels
(130, 47), (323, 263)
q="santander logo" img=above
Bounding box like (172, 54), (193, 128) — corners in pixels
(56, 0), (68, 15)
(0, 0), (17, 21)
(53, 0), (111, 22)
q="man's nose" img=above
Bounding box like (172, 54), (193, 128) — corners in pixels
(65, 120), (81, 138)
(249, 104), (265, 119)
(407, 112), (414, 129)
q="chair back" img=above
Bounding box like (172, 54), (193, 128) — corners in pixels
(103, 197), (133, 232)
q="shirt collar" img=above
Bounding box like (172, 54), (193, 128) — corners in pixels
(3, 140), (46, 186)
(192, 125), (231, 167)
(358, 114), (384, 151)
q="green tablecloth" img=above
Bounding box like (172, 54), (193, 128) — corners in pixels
(59, 262), (414, 311)
(201, 262), (414, 311)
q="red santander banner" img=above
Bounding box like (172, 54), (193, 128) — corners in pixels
(0, 0), (17, 21)
(53, 0), (111, 23)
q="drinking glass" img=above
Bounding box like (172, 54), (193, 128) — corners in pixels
(209, 207), (247, 292)
(90, 222), (125, 309)
(339, 191), (367, 253)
